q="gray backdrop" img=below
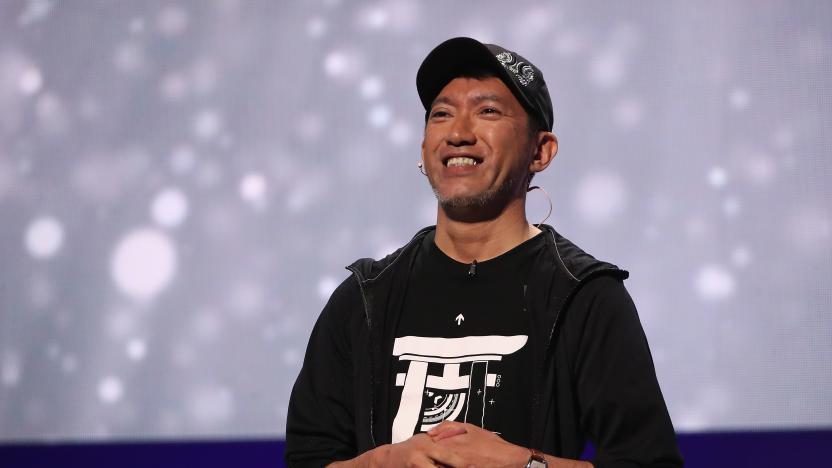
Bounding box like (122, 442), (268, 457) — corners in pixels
(0, 0), (830, 440)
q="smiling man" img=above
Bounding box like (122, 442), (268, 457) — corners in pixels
(286, 37), (683, 468)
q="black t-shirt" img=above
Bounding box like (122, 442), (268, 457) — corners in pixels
(390, 231), (547, 446)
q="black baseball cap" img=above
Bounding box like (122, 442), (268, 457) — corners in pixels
(416, 37), (554, 131)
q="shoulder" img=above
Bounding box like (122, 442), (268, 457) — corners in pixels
(540, 225), (629, 281)
(346, 226), (435, 282)
(565, 275), (646, 345)
(571, 275), (633, 308)
(326, 274), (363, 310)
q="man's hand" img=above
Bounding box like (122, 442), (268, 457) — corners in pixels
(429, 421), (593, 468)
(428, 421), (529, 467)
(328, 433), (466, 468)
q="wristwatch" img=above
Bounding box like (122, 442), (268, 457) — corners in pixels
(525, 448), (548, 468)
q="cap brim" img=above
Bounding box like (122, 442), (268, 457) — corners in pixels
(416, 37), (526, 112)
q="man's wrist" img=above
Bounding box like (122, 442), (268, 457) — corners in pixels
(327, 445), (385, 468)
(361, 444), (389, 468)
(506, 443), (534, 467)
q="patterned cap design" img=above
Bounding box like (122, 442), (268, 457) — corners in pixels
(495, 52), (535, 86)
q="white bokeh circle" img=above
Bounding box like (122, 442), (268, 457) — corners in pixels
(707, 166), (728, 188)
(97, 376), (124, 404)
(18, 66), (43, 95)
(367, 104), (391, 128)
(729, 87), (751, 110)
(151, 188), (189, 227)
(306, 17), (327, 38)
(317, 276), (338, 301)
(111, 228), (177, 301)
(1, 353), (21, 387)
(126, 338), (147, 361)
(239, 173), (267, 205)
(187, 385), (234, 426)
(25, 216), (65, 259)
(359, 76), (384, 99)
(574, 172), (629, 225)
(695, 264), (736, 301)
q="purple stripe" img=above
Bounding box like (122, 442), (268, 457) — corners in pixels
(1, 430), (830, 468)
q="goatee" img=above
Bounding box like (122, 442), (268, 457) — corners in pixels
(432, 175), (517, 211)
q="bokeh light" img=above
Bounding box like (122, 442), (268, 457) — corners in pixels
(111, 229), (177, 301)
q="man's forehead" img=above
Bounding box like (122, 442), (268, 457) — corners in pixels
(430, 76), (520, 107)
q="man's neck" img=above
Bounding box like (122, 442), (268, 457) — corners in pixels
(434, 200), (541, 263)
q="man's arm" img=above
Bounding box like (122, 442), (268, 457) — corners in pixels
(285, 279), (361, 467)
(566, 276), (683, 467)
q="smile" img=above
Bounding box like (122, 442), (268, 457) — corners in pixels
(445, 156), (479, 167)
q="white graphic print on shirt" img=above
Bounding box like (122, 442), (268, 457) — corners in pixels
(391, 335), (528, 443)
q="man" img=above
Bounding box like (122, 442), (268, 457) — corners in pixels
(286, 37), (682, 468)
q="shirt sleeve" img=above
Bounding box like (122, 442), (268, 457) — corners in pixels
(566, 276), (683, 468)
(285, 277), (363, 468)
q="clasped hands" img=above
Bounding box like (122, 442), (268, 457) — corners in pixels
(363, 421), (529, 468)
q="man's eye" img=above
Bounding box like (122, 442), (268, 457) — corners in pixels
(481, 107), (500, 115)
(430, 110), (450, 118)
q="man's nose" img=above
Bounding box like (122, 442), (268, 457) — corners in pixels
(446, 114), (476, 146)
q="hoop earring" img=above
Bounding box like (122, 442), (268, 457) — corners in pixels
(527, 185), (553, 228)
(417, 162), (427, 176)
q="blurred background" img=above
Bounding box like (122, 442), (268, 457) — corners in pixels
(0, 0), (830, 462)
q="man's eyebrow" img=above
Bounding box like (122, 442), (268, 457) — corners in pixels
(430, 96), (454, 108)
(471, 94), (504, 104)
(430, 94), (505, 108)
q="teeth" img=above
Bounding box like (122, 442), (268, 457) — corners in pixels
(446, 157), (478, 167)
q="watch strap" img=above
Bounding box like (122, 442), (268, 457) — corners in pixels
(525, 448), (548, 468)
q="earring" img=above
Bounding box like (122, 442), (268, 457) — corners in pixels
(527, 185), (553, 228)
(417, 162), (426, 176)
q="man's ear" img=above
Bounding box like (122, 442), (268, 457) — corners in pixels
(529, 131), (558, 174)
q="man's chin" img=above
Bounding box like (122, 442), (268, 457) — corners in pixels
(431, 175), (519, 221)
(438, 194), (489, 209)
(435, 184), (499, 207)
(434, 189), (509, 222)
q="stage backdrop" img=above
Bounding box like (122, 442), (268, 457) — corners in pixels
(0, 0), (830, 441)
